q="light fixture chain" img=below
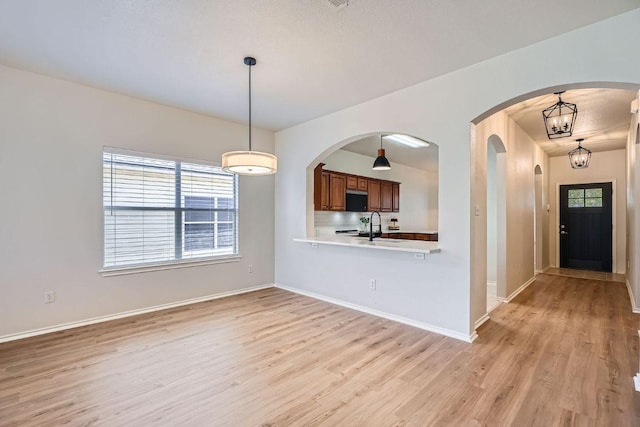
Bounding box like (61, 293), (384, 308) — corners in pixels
(248, 61), (252, 151)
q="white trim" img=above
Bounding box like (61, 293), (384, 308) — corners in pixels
(99, 255), (242, 277)
(634, 374), (640, 392)
(474, 313), (490, 330)
(554, 179), (617, 273)
(486, 281), (497, 287)
(0, 283), (274, 344)
(275, 284), (474, 343)
(496, 276), (536, 303)
(626, 279), (640, 313)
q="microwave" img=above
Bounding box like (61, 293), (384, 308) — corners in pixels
(346, 191), (368, 212)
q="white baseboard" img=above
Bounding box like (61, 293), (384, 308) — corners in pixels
(0, 283), (274, 344)
(634, 374), (640, 392)
(496, 276), (536, 303)
(474, 313), (490, 330)
(275, 284), (474, 343)
(627, 279), (640, 314)
(486, 281), (496, 287)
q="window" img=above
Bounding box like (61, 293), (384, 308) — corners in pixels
(103, 149), (238, 269)
(568, 188), (603, 208)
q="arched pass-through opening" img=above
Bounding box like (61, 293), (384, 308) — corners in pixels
(487, 135), (507, 309)
(534, 165), (544, 273)
(305, 132), (439, 238)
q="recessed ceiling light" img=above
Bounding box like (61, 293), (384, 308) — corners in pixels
(383, 134), (429, 148)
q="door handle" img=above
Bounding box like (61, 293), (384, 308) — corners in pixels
(560, 231), (568, 235)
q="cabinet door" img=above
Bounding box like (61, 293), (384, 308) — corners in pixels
(320, 172), (330, 210)
(329, 173), (346, 211)
(357, 177), (368, 192)
(392, 183), (400, 212)
(346, 175), (358, 191)
(414, 233), (430, 241)
(368, 180), (381, 211)
(381, 181), (393, 212)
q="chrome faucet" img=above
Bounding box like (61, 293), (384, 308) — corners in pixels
(369, 211), (381, 241)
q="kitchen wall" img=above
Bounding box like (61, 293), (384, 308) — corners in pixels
(314, 149), (438, 234)
(0, 65), (275, 339)
(275, 9), (640, 340)
(549, 149), (627, 273)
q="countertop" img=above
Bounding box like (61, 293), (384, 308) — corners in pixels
(293, 235), (440, 254)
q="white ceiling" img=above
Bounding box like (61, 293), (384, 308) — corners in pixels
(0, 1), (638, 130)
(504, 89), (637, 157)
(341, 135), (438, 171)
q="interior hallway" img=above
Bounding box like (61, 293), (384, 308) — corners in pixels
(1, 275), (638, 425)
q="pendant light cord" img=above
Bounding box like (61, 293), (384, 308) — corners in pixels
(248, 62), (252, 151)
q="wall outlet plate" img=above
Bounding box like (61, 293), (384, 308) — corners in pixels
(414, 253), (425, 260)
(44, 291), (55, 304)
(369, 279), (376, 290)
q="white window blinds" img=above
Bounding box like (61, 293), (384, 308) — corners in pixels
(103, 149), (238, 268)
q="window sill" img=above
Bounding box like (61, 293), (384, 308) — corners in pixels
(99, 255), (242, 277)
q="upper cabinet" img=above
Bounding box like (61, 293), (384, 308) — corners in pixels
(314, 164), (399, 212)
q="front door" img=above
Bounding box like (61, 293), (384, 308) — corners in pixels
(559, 182), (612, 272)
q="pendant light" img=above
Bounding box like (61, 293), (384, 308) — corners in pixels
(372, 135), (391, 170)
(568, 138), (591, 169)
(542, 91), (578, 140)
(222, 57), (277, 175)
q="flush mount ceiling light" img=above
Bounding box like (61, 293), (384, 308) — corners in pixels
(222, 57), (277, 176)
(568, 138), (591, 169)
(383, 134), (430, 148)
(542, 91), (578, 140)
(372, 135), (391, 170)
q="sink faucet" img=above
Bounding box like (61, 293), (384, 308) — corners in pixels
(369, 211), (381, 241)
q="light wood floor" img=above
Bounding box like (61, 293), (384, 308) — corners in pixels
(1, 274), (639, 426)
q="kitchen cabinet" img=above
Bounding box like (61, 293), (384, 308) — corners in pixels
(381, 232), (438, 241)
(368, 180), (381, 211)
(314, 163), (399, 212)
(392, 183), (400, 212)
(357, 177), (368, 192)
(346, 175), (358, 191)
(380, 181), (393, 212)
(329, 173), (346, 211)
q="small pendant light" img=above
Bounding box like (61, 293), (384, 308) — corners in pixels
(222, 57), (277, 175)
(568, 138), (591, 169)
(372, 135), (391, 170)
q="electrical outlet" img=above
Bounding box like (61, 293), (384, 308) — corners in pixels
(369, 279), (376, 290)
(311, 242), (319, 248)
(248, 264), (254, 273)
(414, 253), (425, 260)
(44, 291), (55, 304)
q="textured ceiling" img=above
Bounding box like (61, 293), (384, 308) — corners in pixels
(341, 135), (438, 172)
(0, 1), (638, 130)
(504, 89), (637, 157)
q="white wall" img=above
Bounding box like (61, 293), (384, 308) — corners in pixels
(275, 9), (640, 340)
(0, 65), (275, 338)
(316, 149), (438, 232)
(626, 93), (640, 310)
(549, 150), (627, 273)
(471, 111), (543, 323)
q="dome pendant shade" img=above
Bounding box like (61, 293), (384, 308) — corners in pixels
(221, 56), (277, 176)
(568, 139), (591, 169)
(222, 151), (278, 175)
(373, 148), (391, 170)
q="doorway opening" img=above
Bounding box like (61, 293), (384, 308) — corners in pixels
(486, 135), (506, 313)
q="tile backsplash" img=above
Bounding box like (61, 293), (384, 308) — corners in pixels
(314, 211), (404, 236)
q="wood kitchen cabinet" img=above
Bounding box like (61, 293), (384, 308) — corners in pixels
(314, 163), (399, 212)
(346, 175), (358, 191)
(392, 183), (400, 212)
(368, 180), (381, 211)
(357, 177), (368, 192)
(329, 173), (346, 210)
(380, 181), (393, 212)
